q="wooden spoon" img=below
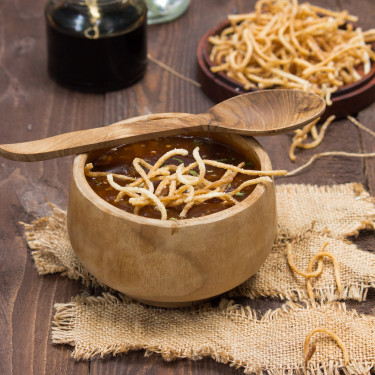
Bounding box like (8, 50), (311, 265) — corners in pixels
(0, 89), (325, 162)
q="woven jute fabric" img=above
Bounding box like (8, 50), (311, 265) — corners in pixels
(52, 295), (375, 374)
(232, 229), (375, 301)
(275, 183), (375, 237)
(22, 183), (375, 374)
(24, 183), (375, 302)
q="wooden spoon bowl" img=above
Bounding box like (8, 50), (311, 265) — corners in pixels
(67, 125), (277, 307)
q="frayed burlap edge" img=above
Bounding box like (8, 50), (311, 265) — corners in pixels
(275, 183), (375, 237)
(20, 183), (375, 374)
(52, 293), (375, 375)
(230, 227), (375, 303)
(20, 204), (109, 291)
(277, 182), (371, 199)
(21, 193), (375, 304)
(231, 281), (375, 303)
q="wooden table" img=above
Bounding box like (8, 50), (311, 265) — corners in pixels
(0, 0), (374, 374)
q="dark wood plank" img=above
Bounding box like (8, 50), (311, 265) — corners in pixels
(336, 0), (375, 198)
(0, 169), (90, 375)
(337, 0), (375, 29)
(0, 0), (374, 374)
(90, 354), (245, 375)
(102, 0), (240, 125)
(358, 102), (375, 196)
(267, 117), (365, 185)
(0, 0), (103, 374)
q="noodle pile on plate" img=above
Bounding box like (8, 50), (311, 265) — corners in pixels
(208, 0), (375, 160)
(85, 147), (286, 220)
(209, 0), (375, 103)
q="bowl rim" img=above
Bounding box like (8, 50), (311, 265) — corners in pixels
(71, 130), (273, 228)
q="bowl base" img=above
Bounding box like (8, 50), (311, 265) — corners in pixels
(129, 295), (213, 308)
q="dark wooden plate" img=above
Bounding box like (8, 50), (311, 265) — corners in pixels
(197, 20), (375, 120)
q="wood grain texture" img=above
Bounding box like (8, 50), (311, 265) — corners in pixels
(0, 0), (98, 374)
(0, 113), (207, 162)
(210, 89), (325, 135)
(263, 116), (365, 185)
(67, 134), (277, 306)
(0, 0), (374, 374)
(348, 0), (375, 196)
(0, 90), (325, 161)
(358, 102), (375, 196)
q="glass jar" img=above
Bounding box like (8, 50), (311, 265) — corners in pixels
(146, 0), (190, 25)
(45, 0), (147, 92)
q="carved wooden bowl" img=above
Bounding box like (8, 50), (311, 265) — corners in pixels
(67, 124), (277, 308)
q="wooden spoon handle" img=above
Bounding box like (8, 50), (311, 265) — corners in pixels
(0, 113), (210, 162)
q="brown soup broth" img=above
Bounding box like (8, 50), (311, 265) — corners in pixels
(86, 135), (259, 220)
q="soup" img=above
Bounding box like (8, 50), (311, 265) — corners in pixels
(85, 135), (279, 220)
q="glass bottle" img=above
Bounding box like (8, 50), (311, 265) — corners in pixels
(45, 0), (147, 92)
(146, 0), (190, 25)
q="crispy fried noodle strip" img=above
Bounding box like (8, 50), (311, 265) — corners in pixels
(85, 147), (286, 220)
(304, 327), (349, 364)
(286, 241), (343, 300)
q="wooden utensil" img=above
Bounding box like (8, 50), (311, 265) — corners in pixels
(0, 89), (325, 162)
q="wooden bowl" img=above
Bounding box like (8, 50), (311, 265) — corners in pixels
(67, 122), (277, 307)
(197, 20), (375, 120)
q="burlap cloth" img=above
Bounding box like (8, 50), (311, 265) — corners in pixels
(23, 183), (375, 374)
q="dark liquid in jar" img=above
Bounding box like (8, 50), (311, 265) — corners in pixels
(86, 135), (259, 220)
(45, 3), (147, 92)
